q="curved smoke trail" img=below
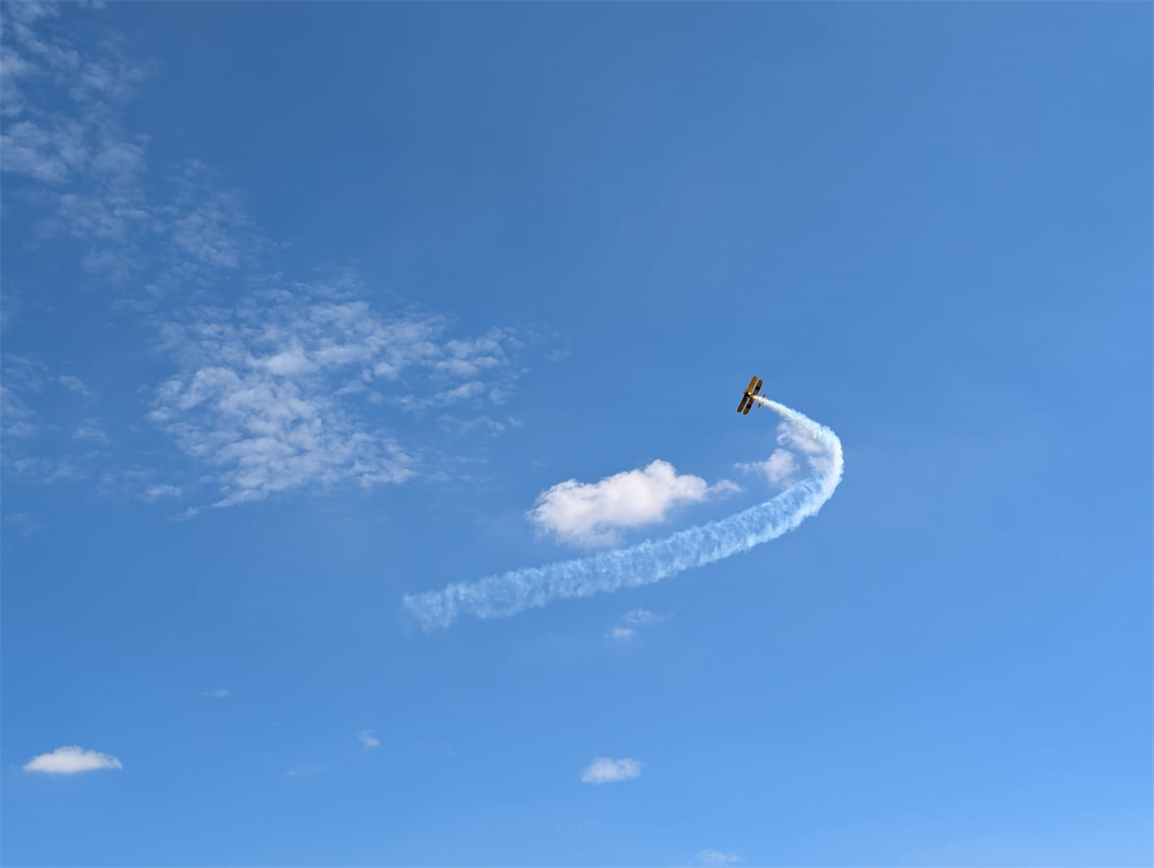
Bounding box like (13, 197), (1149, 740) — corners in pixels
(402, 398), (843, 630)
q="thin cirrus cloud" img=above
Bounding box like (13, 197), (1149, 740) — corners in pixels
(608, 608), (667, 641)
(200, 688), (230, 699)
(621, 608), (662, 625)
(580, 756), (643, 784)
(529, 460), (739, 547)
(149, 296), (530, 508)
(696, 851), (742, 866)
(358, 730), (380, 751)
(1, 6), (548, 510)
(23, 745), (123, 775)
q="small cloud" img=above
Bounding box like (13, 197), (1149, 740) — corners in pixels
(72, 420), (110, 444)
(734, 421), (832, 490)
(140, 484), (184, 503)
(621, 608), (662, 625)
(24, 745), (123, 775)
(200, 688), (230, 699)
(58, 375), (95, 398)
(580, 756), (642, 784)
(358, 729), (380, 751)
(696, 851), (742, 866)
(4, 512), (46, 537)
(170, 506), (201, 522)
(282, 764), (323, 778)
(529, 460), (734, 547)
(735, 449), (799, 488)
(608, 608), (668, 640)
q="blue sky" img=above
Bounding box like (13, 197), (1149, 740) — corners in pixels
(2, 3), (1151, 866)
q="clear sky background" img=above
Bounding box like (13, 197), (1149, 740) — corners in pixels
(2, 3), (1150, 867)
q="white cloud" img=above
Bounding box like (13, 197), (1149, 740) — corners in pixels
(608, 608), (668, 640)
(529, 460), (736, 547)
(735, 448), (799, 487)
(9, 456), (87, 483)
(0, 286), (22, 332)
(734, 420), (833, 490)
(149, 290), (531, 508)
(200, 688), (230, 699)
(580, 756), (643, 784)
(282, 764), (323, 778)
(2, 11), (548, 511)
(72, 420), (109, 443)
(0, 118), (88, 183)
(140, 484), (183, 503)
(1, 381), (39, 439)
(621, 608), (662, 625)
(23, 745), (123, 775)
(358, 729), (380, 751)
(4, 511), (46, 537)
(696, 851), (742, 866)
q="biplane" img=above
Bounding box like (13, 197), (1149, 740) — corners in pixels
(736, 376), (763, 415)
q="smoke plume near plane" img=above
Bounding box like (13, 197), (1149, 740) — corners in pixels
(402, 397), (843, 630)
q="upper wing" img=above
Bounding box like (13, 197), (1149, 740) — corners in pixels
(751, 378), (763, 397)
(737, 376), (760, 414)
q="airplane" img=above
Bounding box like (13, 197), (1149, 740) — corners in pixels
(736, 375), (763, 415)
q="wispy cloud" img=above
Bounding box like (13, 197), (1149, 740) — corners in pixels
(529, 460), (738, 548)
(0, 282), (23, 332)
(1, 383), (40, 439)
(608, 608), (668, 641)
(140, 484), (183, 503)
(358, 730), (380, 751)
(621, 608), (663, 625)
(148, 293), (524, 507)
(72, 419), (109, 443)
(735, 449), (798, 488)
(199, 688), (230, 699)
(23, 745), (123, 775)
(580, 756), (643, 784)
(4, 511), (46, 537)
(2, 6), (553, 511)
(282, 764), (324, 779)
(696, 850), (742, 866)
(58, 375), (95, 398)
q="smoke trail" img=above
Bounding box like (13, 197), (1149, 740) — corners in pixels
(402, 398), (843, 630)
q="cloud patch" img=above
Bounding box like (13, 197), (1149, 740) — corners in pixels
(580, 756), (643, 784)
(529, 460), (737, 547)
(147, 289), (537, 508)
(358, 730), (380, 751)
(735, 420), (833, 489)
(1, 9), (548, 511)
(621, 608), (662, 625)
(696, 851), (742, 866)
(23, 745), (123, 775)
(607, 608), (667, 641)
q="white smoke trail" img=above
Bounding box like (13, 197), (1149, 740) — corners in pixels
(402, 397), (843, 630)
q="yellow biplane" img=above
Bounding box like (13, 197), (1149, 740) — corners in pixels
(736, 376), (763, 415)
